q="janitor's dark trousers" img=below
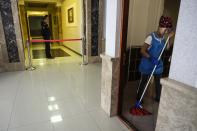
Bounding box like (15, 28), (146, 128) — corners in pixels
(136, 74), (162, 102)
(44, 36), (51, 58)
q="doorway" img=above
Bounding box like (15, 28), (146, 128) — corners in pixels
(118, 0), (181, 130)
(17, 1), (85, 67)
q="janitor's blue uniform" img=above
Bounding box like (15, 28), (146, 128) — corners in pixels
(136, 32), (166, 102)
(139, 32), (165, 75)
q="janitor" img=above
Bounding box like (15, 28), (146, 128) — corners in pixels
(41, 15), (54, 59)
(136, 16), (175, 103)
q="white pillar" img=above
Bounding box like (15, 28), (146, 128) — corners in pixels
(105, 0), (121, 58)
(156, 1), (197, 130)
(169, 0), (197, 88)
(100, 0), (122, 116)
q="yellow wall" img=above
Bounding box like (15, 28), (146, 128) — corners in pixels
(18, 5), (28, 47)
(20, 0), (58, 3)
(61, 0), (82, 54)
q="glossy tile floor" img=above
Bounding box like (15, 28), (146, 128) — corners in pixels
(0, 52), (130, 131)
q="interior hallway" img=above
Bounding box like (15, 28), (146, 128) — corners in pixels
(25, 43), (82, 67)
(0, 60), (129, 131)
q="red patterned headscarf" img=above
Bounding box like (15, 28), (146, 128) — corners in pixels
(159, 16), (173, 28)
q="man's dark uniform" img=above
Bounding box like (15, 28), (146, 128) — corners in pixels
(41, 21), (52, 58)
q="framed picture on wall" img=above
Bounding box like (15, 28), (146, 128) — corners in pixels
(66, 3), (77, 26)
(68, 7), (74, 23)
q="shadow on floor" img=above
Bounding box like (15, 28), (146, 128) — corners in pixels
(32, 48), (70, 59)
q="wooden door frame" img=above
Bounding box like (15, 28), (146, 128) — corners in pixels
(117, 0), (137, 130)
(117, 0), (181, 129)
(118, 0), (130, 115)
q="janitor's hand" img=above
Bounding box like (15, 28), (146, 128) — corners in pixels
(168, 31), (175, 38)
(150, 57), (159, 65)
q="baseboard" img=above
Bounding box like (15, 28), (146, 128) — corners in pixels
(88, 56), (102, 63)
(62, 45), (82, 56)
(0, 62), (25, 73)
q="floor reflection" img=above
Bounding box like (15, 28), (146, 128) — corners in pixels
(48, 97), (63, 123)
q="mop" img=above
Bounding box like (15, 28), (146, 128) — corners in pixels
(130, 36), (170, 116)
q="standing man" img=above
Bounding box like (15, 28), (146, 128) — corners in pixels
(41, 15), (54, 59)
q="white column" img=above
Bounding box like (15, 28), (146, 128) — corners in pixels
(105, 0), (121, 57)
(100, 0), (122, 116)
(169, 0), (197, 88)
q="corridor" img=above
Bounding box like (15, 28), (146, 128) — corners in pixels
(26, 43), (82, 66)
(0, 60), (129, 131)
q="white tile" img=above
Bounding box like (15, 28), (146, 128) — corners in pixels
(89, 110), (129, 131)
(0, 72), (21, 130)
(16, 76), (47, 102)
(80, 94), (101, 112)
(0, 56), (127, 131)
(8, 122), (53, 131)
(47, 98), (87, 119)
(53, 113), (100, 131)
(0, 72), (21, 102)
(0, 100), (13, 130)
(45, 86), (75, 102)
(9, 98), (50, 128)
